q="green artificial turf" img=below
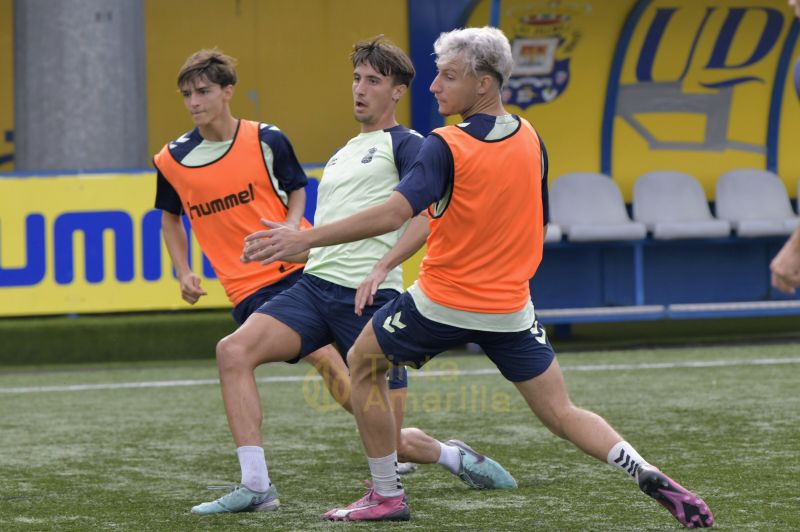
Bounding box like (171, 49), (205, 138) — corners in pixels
(1, 343), (799, 530)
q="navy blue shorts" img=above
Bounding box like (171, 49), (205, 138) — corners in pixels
(231, 270), (305, 325)
(256, 274), (408, 389)
(373, 291), (555, 382)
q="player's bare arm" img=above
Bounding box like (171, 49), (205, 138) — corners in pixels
(161, 211), (208, 304)
(239, 218), (310, 265)
(242, 191), (414, 265)
(281, 186), (310, 262)
(284, 187), (306, 230)
(354, 214), (429, 315)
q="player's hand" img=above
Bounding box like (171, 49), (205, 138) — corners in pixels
(772, 271), (797, 294)
(770, 235), (800, 294)
(242, 219), (311, 265)
(179, 272), (207, 304)
(355, 265), (389, 316)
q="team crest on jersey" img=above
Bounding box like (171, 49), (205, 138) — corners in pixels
(503, 3), (588, 109)
(361, 147), (377, 164)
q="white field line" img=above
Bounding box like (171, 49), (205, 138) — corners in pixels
(1, 357), (799, 395)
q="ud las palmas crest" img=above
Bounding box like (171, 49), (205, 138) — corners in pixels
(503, 3), (590, 109)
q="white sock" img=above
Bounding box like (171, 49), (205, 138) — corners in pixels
(367, 452), (404, 498)
(436, 441), (462, 474)
(607, 441), (650, 481)
(237, 446), (270, 492)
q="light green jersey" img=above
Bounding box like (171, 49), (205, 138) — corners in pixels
(304, 125), (424, 290)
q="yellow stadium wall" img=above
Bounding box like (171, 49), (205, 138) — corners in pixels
(145, 0), (411, 165)
(608, 0), (800, 200)
(2, 0), (797, 189)
(0, 173), (226, 316)
(0, 171), (424, 317)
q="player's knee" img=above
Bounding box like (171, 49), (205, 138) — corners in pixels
(306, 345), (335, 365)
(345, 348), (369, 379)
(215, 334), (250, 373)
(347, 347), (390, 384)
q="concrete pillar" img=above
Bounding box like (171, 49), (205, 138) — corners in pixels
(13, 0), (147, 171)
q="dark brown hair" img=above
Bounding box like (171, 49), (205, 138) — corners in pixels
(351, 36), (415, 87)
(177, 48), (238, 88)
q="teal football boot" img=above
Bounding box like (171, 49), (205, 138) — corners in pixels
(446, 439), (517, 489)
(191, 484), (279, 514)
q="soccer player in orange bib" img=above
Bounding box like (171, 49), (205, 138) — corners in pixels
(244, 27), (715, 528)
(153, 48), (350, 509)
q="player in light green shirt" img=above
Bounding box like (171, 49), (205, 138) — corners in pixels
(191, 36), (516, 516)
(303, 125), (420, 292)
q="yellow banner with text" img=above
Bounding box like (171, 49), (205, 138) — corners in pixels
(0, 171), (424, 317)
